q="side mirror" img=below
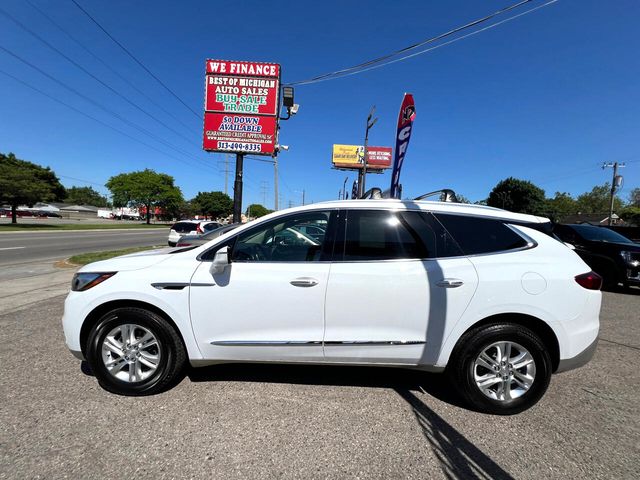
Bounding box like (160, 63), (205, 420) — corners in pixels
(209, 246), (230, 275)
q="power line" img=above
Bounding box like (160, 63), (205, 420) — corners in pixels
(0, 44), (216, 174)
(287, 0), (557, 86)
(70, 0), (201, 119)
(24, 0), (196, 135)
(0, 68), (219, 176)
(0, 5), (196, 146)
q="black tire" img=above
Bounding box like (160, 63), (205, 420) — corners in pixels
(448, 323), (552, 415)
(86, 307), (186, 396)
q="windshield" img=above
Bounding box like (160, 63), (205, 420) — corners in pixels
(571, 225), (635, 244)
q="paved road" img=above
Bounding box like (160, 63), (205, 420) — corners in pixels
(0, 290), (638, 479)
(0, 229), (168, 269)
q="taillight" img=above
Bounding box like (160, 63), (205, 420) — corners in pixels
(575, 271), (602, 290)
(176, 242), (190, 247)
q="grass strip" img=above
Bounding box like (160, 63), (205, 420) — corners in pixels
(68, 246), (160, 265)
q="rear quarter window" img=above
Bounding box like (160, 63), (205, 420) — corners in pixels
(434, 214), (528, 255)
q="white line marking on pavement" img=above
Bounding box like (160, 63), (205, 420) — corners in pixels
(0, 246), (26, 251)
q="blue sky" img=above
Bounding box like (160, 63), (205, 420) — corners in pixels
(1, 0), (638, 208)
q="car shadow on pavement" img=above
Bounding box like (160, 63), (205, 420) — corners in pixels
(189, 363), (514, 479)
(188, 362), (465, 405)
(395, 388), (515, 480)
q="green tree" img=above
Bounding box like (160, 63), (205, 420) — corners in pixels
(544, 192), (577, 222)
(106, 169), (183, 224)
(575, 183), (623, 214)
(65, 186), (109, 207)
(0, 152), (66, 223)
(190, 191), (233, 220)
(455, 194), (471, 204)
(627, 187), (640, 207)
(487, 177), (546, 214)
(619, 206), (640, 226)
(246, 203), (271, 218)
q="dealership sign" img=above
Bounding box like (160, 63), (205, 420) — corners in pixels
(331, 144), (392, 170)
(203, 60), (280, 155)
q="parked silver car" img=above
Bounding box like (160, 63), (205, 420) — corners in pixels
(176, 223), (240, 247)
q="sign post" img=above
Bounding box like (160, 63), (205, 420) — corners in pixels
(359, 106), (378, 198)
(203, 59), (281, 222)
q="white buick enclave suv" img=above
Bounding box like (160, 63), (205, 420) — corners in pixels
(62, 200), (601, 414)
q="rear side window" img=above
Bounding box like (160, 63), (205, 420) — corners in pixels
(340, 210), (462, 261)
(171, 222), (196, 233)
(434, 214), (528, 255)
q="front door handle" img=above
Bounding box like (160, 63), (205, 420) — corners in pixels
(436, 278), (464, 288)
(290, 277), (319, 288)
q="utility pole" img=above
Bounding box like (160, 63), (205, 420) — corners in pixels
(260, 181), (268, 207)
(603, 162), (625, 226)
(358, 106), (378, 198)
(223, 154), (230, 195)
(302, 189), (306, 206)
(232, 153), (244, 223)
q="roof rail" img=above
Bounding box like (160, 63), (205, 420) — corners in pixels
(414, 189), (459, 203)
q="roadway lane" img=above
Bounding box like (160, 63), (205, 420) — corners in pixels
(0, 228), (168, 267)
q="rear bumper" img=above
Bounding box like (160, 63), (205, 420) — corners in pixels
(556, 337), (598, 373)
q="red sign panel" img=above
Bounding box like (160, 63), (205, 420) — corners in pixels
(203, 59), (280, 155)
(205, 75), (279, 115)
(366, 147), (392, 168)
(203, 113), (277, 155)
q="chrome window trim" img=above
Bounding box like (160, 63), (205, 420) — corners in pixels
(211, 340), (426, 346)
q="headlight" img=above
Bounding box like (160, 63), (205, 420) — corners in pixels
(620, 251), (640, 267)
(71, 272), (116, 291)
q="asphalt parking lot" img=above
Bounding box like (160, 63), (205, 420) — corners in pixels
(1, 290), (638, 479)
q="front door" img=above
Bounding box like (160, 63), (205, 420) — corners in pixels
(189, 210), (336, 362)
(323, 209), (478, 365)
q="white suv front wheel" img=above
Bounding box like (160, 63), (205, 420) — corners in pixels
(86, 307), (186, 396)
(449, 323), (552, 415)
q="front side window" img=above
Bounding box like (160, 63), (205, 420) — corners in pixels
(340, 210), (459, 261)
(231, 211), (332, 262)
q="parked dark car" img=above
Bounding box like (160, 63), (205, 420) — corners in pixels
(176, 223), (240, 247)
(553, 224), (640, 289)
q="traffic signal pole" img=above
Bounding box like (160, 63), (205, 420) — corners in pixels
(233, 153), (244, 223)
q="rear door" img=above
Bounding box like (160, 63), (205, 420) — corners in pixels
(323, 209), (478, 365)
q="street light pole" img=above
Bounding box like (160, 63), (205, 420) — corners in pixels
(274, 156), (279, 211)
(358, 106), (378, 198)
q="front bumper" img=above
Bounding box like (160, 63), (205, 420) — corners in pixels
(556, 337), (598, 373)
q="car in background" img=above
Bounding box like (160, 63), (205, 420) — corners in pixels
(553, 224), (640, 289)
(168, 220), (200, 246)
(176, 223), (240, 247)
(196, 221), (222, 234)
(168, 220), (223, 246)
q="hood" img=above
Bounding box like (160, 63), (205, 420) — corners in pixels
(78, 248), (178, 273)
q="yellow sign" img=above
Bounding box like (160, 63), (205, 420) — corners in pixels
(332, 144), (365, 168)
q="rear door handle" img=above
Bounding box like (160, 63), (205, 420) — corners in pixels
(436, 278), (464, 288)
(290, 277), (319, 288)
